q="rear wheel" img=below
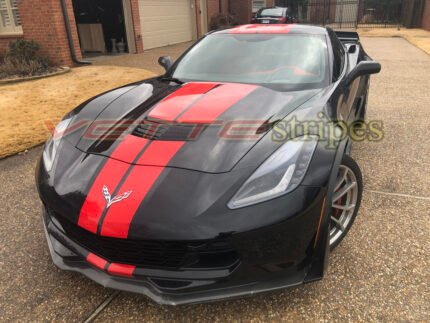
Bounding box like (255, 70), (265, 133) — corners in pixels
(329, 155), (363, 250)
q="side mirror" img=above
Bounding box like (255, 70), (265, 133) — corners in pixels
(158, 56), (173, 72)
(344, 61), (381, 86)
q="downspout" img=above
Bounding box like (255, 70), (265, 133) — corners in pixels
(60, 0), (91, 65)
(219, 0), (222, 13)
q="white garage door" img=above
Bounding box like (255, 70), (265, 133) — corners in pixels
(139, 0), (195, 50)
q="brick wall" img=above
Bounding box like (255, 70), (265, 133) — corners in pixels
(204, 0), (277, 31)
(230, 0), (250, 25)
(0, 35), (23, 55)
(197, 0), (230, 35)
(207, 0), (229, 28)
(230, 0), (274, 25)
(207, 0), (229, 17)
(1, 0), (143, 65)
(422, 0), (430, 30)
(14, 0), (81, 66)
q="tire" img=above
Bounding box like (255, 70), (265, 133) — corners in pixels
(329, 155), (363, 251)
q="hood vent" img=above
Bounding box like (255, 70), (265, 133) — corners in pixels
(132, 120), (206, 141)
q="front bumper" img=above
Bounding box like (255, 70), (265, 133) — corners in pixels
(42, 196), (327, 305)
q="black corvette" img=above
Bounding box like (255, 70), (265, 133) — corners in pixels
(36, 24), (381, 305)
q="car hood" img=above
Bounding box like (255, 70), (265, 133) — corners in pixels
(75, 80), (321, 173)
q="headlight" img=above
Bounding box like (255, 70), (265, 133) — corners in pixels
(42, 118), (72, 172)
(228, 136), (318, 209)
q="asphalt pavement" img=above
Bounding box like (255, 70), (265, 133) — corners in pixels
(0, 37), (428, 321)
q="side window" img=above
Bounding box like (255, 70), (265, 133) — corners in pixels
(328, 30), (345, 81)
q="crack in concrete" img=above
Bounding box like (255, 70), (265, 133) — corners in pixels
(83, 291), (121, 323)
(365, 189), (430, 201)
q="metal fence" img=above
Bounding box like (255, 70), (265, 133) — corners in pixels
(275, 0), (425, 29)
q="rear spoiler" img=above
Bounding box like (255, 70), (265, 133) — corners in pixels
(334, 31), (360, 43)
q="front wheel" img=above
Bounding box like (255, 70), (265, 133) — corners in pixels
(329, 155), (363, 250)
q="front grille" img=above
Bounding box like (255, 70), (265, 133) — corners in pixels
(50, 209), (238, 270)
(132, 120), (204, 141)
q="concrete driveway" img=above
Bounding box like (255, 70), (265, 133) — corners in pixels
(89, 41), (195, 75)
(0, 38), (429, 321)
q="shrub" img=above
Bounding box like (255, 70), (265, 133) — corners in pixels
(6, 39), (40, 63)
(0, 58), (50, 79)
(0, 39), (52, 79)
(209, 13), (238, 31)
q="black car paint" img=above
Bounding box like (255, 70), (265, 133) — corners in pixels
(76, 83), (322, 173)
(36, 25), (378, 304)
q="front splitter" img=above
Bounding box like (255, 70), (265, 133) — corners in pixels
(43, 213), (308, 306)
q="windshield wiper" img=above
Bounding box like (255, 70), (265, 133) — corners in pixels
(161, 76), (184, 85)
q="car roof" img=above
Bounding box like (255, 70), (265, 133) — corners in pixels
(212, 24), (327, 36)
(258, 6), (287, 10)
(258, 6), (287, 11)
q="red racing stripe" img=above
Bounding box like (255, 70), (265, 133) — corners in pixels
(148, 82), (218, 121)
(229, 24), (296, 34)
(100, 141), (185, 239)
(138, 140), (187, 165)
(78, 135), (149, 233)
(86, 253), (108, 270)
(108, 263), (136, 277)
(176, 83), (258, 123)
(229, 24), (259, 34)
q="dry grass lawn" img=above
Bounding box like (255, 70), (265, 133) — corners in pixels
(358, 28), (430, 55)
(0, 66), (155, 159)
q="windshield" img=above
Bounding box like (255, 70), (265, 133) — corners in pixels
(171, 34), (329, 90)
(259, 8), (283, 17)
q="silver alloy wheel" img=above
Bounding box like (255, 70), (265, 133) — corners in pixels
(329, 165), (359, 247)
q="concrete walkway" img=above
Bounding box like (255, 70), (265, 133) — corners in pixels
(0, 37), (428, 321)
(89, 41), (195, 75)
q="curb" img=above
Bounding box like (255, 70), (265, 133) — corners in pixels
(0, 67), (71, 85)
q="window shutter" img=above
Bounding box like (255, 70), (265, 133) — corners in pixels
(0, 0), (22, 34)
(0, 0), (12, 28)
(10, 0), (21, 26)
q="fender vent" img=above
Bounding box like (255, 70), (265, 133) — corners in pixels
(132, 120), (206, 141)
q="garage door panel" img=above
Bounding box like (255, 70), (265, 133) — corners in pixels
(139, 0), (194, 49)
(142, 17), (192, 30)
(141, 21), (191, 31)
(141, 7), (188, 17)
(143, 31), (192, 42)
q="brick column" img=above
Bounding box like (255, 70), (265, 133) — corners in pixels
(195, 0), (202, 38)
(130, 0), (144, 53)
(422, 0), (430, 31)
